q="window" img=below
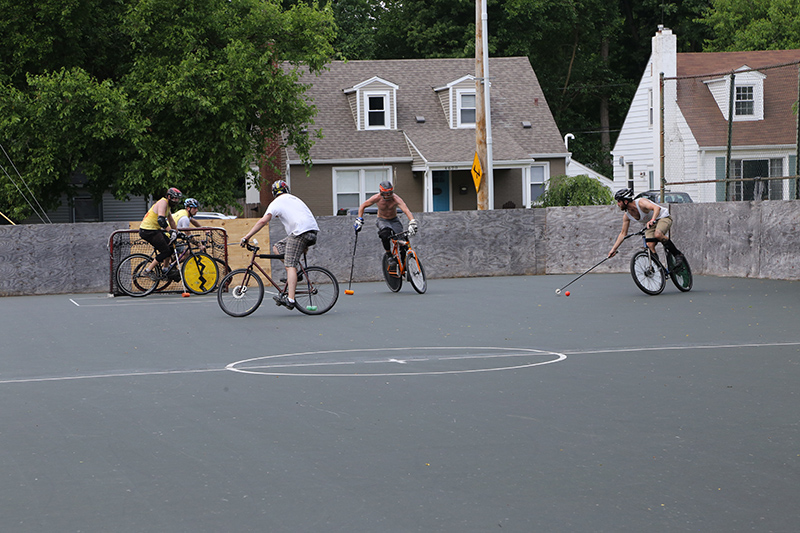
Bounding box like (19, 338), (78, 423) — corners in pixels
(364, 91), (390, 129)
(731, 158), (783, 200)
(333, 167), (390, 214)
(457, 91), (476, 127)
(735, 86), (754, 116)
(530, 166), (545, 205)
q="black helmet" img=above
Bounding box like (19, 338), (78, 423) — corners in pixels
(271, 180), (290, 197)
(379, 181), (393, 196)
(614, 188), (633, 202)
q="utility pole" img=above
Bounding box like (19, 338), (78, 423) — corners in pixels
(475, 0), (492, 210)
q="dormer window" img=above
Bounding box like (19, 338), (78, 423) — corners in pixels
(366, 93), (388, 128)
(703, 66), (765, 122)
(458, 91), (476, 127)
(344, 77), (398, 131)
(735, 86), (754, 116)
(434, 75), (479, 129)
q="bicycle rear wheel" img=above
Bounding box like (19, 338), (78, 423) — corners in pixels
(116, 253), (159, 297)
(630, 250), (666, 295)
(405, 250), (427, 294)
(181, 252), (219, 295)
(382, 253), (402, 292)
(667, 252), (693, 292)
(294, 266), (339, 315)
(217, 269), (264, 317)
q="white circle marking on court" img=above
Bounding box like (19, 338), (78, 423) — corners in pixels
(226, 346), (566, 377)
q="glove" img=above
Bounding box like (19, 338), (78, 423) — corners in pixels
(240, 237), (248, 247)
(354, 217), (364, 233)
(408, 219), (418, 236)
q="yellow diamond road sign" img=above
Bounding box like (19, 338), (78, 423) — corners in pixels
(471, 152), (482, 191)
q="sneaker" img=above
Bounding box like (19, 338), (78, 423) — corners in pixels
(674, 254), (686, 266)
(142, 269), (159, 281)
(273, 294), (296, 310)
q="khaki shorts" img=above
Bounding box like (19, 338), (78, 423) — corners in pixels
(645, 216), (673, 239)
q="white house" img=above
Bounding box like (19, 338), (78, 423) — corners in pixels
(611, 27), (800, 202)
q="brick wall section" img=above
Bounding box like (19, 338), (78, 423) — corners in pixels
(1, 201), (798, 296)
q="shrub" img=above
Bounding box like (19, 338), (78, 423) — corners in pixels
(537, 174), (613, 207)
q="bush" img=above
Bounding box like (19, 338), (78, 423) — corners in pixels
(537, 174), (613, 207)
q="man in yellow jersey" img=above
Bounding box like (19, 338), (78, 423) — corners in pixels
(173, 198), (203, 229)
(139, 187), (182, 277)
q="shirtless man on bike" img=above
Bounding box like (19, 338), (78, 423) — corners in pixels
(353, 181), (418, 263)
(608, 188), (684, 263)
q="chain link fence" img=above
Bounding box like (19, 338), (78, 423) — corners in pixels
(661, 60), (800, 202)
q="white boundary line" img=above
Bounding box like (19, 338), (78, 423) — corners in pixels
(1, 342), (798, 386)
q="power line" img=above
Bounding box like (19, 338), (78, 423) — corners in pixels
(0, 143), (51, 224)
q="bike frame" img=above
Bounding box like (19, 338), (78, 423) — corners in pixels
(237, 243), (310, 294)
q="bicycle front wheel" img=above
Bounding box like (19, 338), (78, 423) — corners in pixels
(217, 269), (264, 317)
(116, 254), (158, 297)
(405, 250), (427, 294)
(181, 252), (220, 295)
(667, 252), (693, 292)
(295, 266), (339, 315)
(630, 251), (666, 295)
(382, 253), (402, 292)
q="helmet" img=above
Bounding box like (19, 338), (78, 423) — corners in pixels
(184, 198), (199, 209)
(379, 181), (394, 196)
(614, 188), (634, 202)
(166, 187), (183, 200)
(271, 180), (290, 197)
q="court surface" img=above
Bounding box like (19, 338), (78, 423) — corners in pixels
(1, 273), (799, 532)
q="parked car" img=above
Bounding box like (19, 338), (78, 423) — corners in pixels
(634, 190), (693, 204)
(193, 211), (237, 220)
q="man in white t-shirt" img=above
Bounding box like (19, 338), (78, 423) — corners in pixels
(241, 180), (319, 310)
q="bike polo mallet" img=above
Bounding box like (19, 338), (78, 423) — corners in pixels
(170, 230), (191, 298)
(344, 230), (359, 295)
(555, 256), (611, 296)
(555, 232), (637, 296)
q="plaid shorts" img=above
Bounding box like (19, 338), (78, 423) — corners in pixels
(274, 231), (318, 268)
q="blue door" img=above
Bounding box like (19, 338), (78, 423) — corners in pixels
(432, 171), (450, 211)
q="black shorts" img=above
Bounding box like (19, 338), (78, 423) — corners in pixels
(139, 228), (172, 262)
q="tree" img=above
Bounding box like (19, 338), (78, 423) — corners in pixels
(0, 0), (335, 222)
(698, 0), (800, 51)
(537, 174), (613, 207)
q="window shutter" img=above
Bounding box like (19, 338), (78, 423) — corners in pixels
(715, 157), (727, 201)
(789, 155), (797, 199)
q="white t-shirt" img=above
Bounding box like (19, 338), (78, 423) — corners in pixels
(267, 194), (319, 236)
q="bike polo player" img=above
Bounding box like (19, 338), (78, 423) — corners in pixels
(139, 187), (182, 278)
(353, 180), (418, 267)
(608, 188), (685, 264)
(174, 197), (204, 229)
(240, 180), (319, 311)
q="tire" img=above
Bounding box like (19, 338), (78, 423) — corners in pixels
(667, 252), (693, 292)
(406, 250), (427, 294)
(181, 252), (220, 295)
(294, 266), (339, 315)
(630, 250), (666, 295)
(116, 254), (158, 297)
(382, 253), (403, 292)
(217, 269), (264, 317)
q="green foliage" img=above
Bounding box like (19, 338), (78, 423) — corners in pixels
(537, 175), (613, 207)
(0, 0), (335, 222)
(698, 0), (800, 51)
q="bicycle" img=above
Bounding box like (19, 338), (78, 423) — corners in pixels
(217, 240), (339, 317)
(116, 231), (220, 297)
(629, 228), (693, 295)
(382, 230), (426, 294)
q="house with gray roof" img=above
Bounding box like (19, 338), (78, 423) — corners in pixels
(261, 57), (568, 215)
(611, 27), (800, 203)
